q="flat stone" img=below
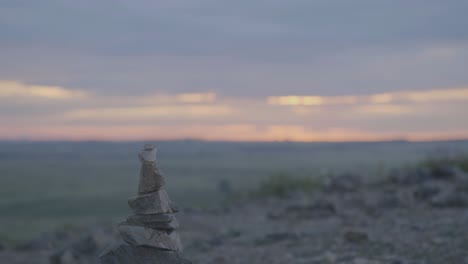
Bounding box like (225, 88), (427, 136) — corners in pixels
(138, 162), (166, 194)
(123, 214), (179, 230)
(99, 241), (191, 264)
(128, 190), (175, 215)
(118, 225), (183, 251)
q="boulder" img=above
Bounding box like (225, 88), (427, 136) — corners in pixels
(128, 190), (175, 215)
(118, 225), (183, 251)
(100, 241), (191, 264)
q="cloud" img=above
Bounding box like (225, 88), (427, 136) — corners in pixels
(1, 1), (468, 141)
(0, 79), (467, 141)
(399, 88), (468, 102)
(64, 104), (233, 120)
(267, 87), (468, 106)
(0, 1), (467, 97)
(0, 80), (88, 100)
(2, 0), (467, 56)
(267, 95), (356, 106)
(353, 104), (413, 115)
(174, 93), (216, 103)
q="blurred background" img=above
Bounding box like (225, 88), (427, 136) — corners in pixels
(2, 140), (466, 243)
(1, 1), (468, 263)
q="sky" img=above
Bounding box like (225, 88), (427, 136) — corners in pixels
(1, 0), (468, 141)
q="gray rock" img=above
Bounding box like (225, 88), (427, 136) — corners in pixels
(139, 144), (157, 163)
(389, 167), (432, 185)
(355, 191), (402, 215)
(137, 145), (167, 194)
(413, 182), (443, 201)
(270, 200), (336, 220)
(128, 190), (175, 215)
(455, 167), (468, 182)
(50, 234), (99, 264)
(118, 225), (183, 251)
(188, 229), (241, 252)
(138, 162), (166, 195)
(343, 230), (369, 243)
(99, 241), (191, 264)
(456, 181), (468, 193)
(431, 192), (468, 208)
(429, 165), (460, 181)
(376, 191), (401, 209)
(389, 165), (467, 186)
(325, 173), (363, 192)
(169, 200), (179, 213)
(123, 214), (179, 230)
(16, 230), (71, 251)
(298, 200), (336, 217)
(254, 232), (302, 246)
(387, 260), (427, 264)
(352, 258), (381, 264)
(0, 241), (6, 251)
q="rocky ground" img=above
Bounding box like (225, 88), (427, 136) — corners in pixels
(2, 165), (468, 264)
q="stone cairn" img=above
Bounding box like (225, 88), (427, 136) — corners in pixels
(100, 144), (191, 264)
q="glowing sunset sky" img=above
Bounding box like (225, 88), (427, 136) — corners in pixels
(1, 1), (468, 141)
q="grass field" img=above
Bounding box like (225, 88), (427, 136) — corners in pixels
(1, 140), (468, 244)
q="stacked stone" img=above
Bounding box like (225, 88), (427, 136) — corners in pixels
(100, 144), (190, 264)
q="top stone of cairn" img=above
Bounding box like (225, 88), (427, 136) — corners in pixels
(138, 144), (166, 194)
(139, 144), (157, 163)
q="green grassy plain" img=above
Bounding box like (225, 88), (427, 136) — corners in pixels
(1, 140), (467, 244)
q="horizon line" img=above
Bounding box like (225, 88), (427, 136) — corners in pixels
(1, 138), (468, 144)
